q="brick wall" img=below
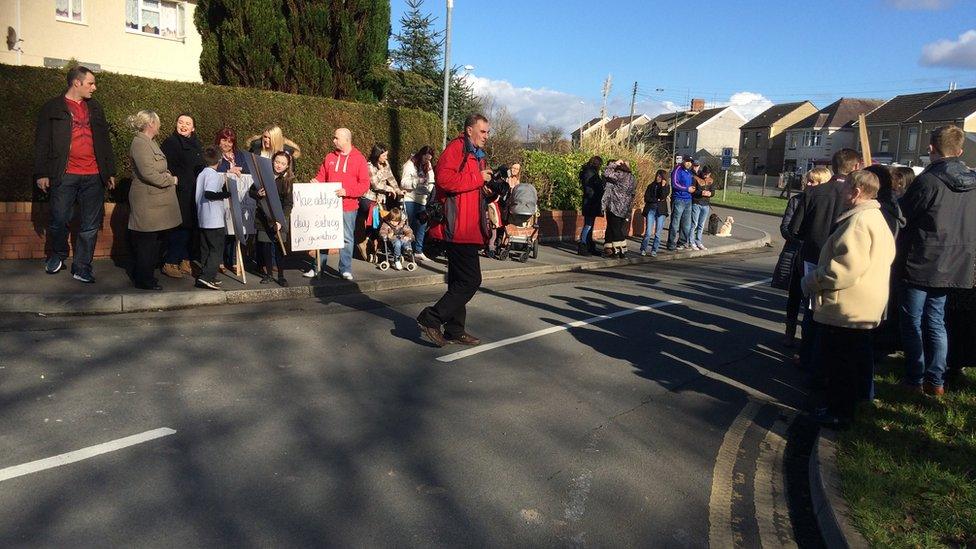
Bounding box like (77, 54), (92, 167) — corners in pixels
(1, 202), (620, 260)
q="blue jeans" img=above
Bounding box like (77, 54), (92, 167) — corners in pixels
(48, 173), (104, 275)
(899, 284), (949, 387)
(165, 227), (191, 264)
(580, 215), (596, 244)
(666, 198), (693, 249)
(691, 203), (710, 245)
(404, 201), (428, 254)
(392, 238), (405, 260)
(641, 211), (667, 253)
(322, 209), (358, 275)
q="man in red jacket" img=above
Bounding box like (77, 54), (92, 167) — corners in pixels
(417, 114), (493, 346)
(306, 127), (370, 280)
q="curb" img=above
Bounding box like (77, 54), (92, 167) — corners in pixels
(808, 429), (870, 549)
(710, 202), (786, 217)
(1, 231), (770, 315)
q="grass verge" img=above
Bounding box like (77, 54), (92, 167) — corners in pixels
(836, 354), (976, 547)
(711, 189), (789, 216)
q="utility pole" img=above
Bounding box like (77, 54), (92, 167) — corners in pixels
(626, 81), (638, 149)
(440, 0), (454, 150)
(599, 74), (612, 142)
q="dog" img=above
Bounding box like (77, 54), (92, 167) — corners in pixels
(715, 216), (734, 237)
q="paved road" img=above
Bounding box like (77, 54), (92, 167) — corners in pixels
(0, 210), (819, 547)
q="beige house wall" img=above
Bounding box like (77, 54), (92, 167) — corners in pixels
(0, 0), (202, 82)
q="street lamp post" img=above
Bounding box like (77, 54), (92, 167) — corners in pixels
(441, 0), (454, 150)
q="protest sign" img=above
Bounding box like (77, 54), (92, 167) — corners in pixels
(224, 174), (256, 236)
(245, 153), (288, 253)
(290, 183), (344, 251)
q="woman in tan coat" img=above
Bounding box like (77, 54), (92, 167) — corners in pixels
(127, 110), (181, 290)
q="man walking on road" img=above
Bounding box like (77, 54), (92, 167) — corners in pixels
(34, 65), (116, 283)
(898, 125), (976, 396)
(417, 114), (493, 347)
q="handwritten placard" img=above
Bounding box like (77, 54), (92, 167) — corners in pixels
(290, 183), (344, 251)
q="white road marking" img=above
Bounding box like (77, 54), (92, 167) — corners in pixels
(0, 428), (176, 482)
(733, 277), (772, 289)
(436, 300), (682, 363)
(708, 400), (762, 548)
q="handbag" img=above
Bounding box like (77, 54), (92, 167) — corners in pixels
(771, 240), (801, 290)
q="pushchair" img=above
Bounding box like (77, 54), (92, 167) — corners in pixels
(375, 208), (417, 271)
(494, 182), (540, 263)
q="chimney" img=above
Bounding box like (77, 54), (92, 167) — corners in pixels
(690, 98), (705, 113)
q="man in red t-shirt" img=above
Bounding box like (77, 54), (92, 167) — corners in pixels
(417, 114), (494, 347)
(305, 127), (369, 280)
(34, 66), (116, 283)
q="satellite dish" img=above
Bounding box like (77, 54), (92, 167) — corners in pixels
(7, 27), (23, 52)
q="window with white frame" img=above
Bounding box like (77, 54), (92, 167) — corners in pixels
(126, 0), (186, 39)
(907, 127), (919, 151)
(788, 132), (797, 150)
(879, 129), (890, 153)
(804, 130), (822, 147)
(56, 0), (85, 23)
(684, 132), (691, 147)
(743, 134), (749, 147)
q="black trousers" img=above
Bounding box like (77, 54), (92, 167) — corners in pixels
(818, 323), (874, 421)
(130, 229), (165, 286)
(418, 243), (482, 338)
(604, 211), (628, 247)
(199, 228), (224, 281)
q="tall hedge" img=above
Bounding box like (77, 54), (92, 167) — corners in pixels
(0, 64), (439, 202)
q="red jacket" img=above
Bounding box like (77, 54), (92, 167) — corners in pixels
(427, 136), (489, 244)
(314, 148), (370, 211)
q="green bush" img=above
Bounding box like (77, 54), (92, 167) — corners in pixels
(0, 64), (440, 202)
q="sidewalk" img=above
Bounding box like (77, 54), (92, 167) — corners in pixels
(0, 220), (770, 315)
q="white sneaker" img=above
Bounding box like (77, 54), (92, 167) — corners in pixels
(302, 268), (316, 278)
(698, 243), (708, 250)
(394, 260), (403, 270)
(414, 253), (428, 262)
(341, 272), (354, 281)
(690, 243), (701, 250)
(640, 250), (647, 257)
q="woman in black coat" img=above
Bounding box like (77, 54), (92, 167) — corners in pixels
(160, 113), (204, 278)
(578, 155), (605, 255)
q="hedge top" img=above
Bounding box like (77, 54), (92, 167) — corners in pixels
(0, 64), (440, 202)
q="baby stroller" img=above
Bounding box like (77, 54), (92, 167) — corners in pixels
(494, 182), (540, 263)
(376, 237), (417, 271)
(376, 208), (417, 271)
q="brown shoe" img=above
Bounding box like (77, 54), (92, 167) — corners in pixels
(447, 332), (481, 346)
(417, 322), (448, 347)
(923, 382), (945, 397)
(179, 259), (194, 275)
(161, 263), (183, 279)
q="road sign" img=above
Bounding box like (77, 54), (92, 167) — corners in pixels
(721, 147), (733, 169)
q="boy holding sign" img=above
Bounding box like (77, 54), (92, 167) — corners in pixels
(302, 128), (370, 280)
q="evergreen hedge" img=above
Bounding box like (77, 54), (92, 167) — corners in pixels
(0, 64), (440, 202)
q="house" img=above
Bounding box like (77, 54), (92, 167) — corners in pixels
(782, 98), (884, 173)
(637, 110), (699, 154)
(604, 114), (652, 144)
(673, 106), (746, 163)
(737, 101), (818, 176)
(0, 0), (203, 82)
(855, 90), (949, 166)
(571, 116), (610, 147)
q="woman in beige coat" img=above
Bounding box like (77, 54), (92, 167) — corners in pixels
(127, 110), (181, 290)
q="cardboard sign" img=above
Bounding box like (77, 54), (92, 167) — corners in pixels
(224, 174), (256, 236)
(244, 153), (286, 228)
(290, 183), (344, 251)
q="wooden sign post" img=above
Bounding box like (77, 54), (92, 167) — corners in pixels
(858, 113), (872, 166)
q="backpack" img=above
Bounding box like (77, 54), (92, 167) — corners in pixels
(707, 213), (722, 235)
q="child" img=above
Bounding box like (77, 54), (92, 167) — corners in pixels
(251, 151), (294, 287)
(801, 170), (896, 428)
(378, 207), (414, 270)
(195, 147), (230, 290)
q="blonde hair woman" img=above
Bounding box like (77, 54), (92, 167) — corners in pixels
(127, 109), (181, 290)
(247, 124), (302, 160)
(806, 166), (832, 186)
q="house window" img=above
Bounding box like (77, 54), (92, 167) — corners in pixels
(56, 0), (85, 23)
(126, 0), (186, 39)
(804, 131), (822, 147)
(684, 132), (691, 147)
(788, 132), (797, 150)
(879, 129), (890, 153)
(755, 131), (762, 147)
(907, 127), (919, 151)
(743, 134), (749, 147)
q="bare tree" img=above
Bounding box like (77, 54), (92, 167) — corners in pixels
(539, 125), (564, 152)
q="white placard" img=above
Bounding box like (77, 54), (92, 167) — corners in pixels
(290, 183), (344, 251)
(224, 174), (256, 236)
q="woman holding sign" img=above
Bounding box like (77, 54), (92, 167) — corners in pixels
(251, 151), (294, 286)
(214, 127), (251, 274)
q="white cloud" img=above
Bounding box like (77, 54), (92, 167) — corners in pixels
(464, 74), (775, 135)
(885, 0), (954, 9)
(920, 29), (976, 69)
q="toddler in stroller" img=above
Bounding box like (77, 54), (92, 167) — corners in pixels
(377, 207), (416, 271)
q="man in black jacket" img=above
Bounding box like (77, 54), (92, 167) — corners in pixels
(898, 125), (976, 396)
(34, 66), (116, 283)
(787, 149), (862, 374)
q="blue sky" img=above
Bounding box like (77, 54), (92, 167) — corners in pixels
(390, 0), (976, 133)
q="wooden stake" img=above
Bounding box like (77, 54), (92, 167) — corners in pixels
(276, 228), (287, 256)
(858, 114), (872, 166)
(235, 240), (246, 284)
(315, 249), (321, 276)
